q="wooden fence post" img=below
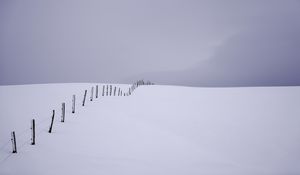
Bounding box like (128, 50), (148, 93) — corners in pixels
(96, 85), (98, 98)
(31, 119), (35, 145)
(114, 87), (116, 96)
(106, 85), (108, 96)
(11, 131), (17, 153)
(110, 85), (112, 96)
(48, 110), (55, 133)
(90, 87), (94, 101)
(82, 90), (87, 106)
(72, 95), (76, 113)
(61, 103), (65, 122)
(102, 85), (105, 96)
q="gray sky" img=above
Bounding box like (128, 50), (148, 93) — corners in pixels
(1, 0), (300, 86)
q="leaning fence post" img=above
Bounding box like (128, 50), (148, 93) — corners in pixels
(48, 110), (55, 133)
(114, 87), (116, 96)
(96, 85), (98, 98)
(11, 131), (17, 153)
(90, 87), (94, 101)
(31, 119), (35, 145)
(82, 90), (87, 106)
(61, 103), (65, 122)
(72, 95), (76, 113)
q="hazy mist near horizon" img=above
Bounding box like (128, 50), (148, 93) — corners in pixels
(1, 0), (300, 86)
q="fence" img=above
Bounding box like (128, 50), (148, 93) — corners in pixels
(0, 80), (154, 161)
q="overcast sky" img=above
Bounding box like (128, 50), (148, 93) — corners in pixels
(1, 0), (300, 86)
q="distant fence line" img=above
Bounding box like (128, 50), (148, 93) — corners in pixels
(2, 80), (154, 160)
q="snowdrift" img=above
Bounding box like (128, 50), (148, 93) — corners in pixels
(0, 84), (299, 175)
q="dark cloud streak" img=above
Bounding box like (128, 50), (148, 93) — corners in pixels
(140, 16), (300, 86)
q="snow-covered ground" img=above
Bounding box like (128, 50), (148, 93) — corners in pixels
(0, 84), (300, 175)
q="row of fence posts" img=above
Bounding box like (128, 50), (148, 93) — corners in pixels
(101, 84), (134, 97)
(9, 80), (154, 154)
(128, 80), (154, 96)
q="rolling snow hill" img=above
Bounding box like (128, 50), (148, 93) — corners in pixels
(0, 84), (300, 175)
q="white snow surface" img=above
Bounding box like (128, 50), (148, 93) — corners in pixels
(0, 83), (300, 175)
